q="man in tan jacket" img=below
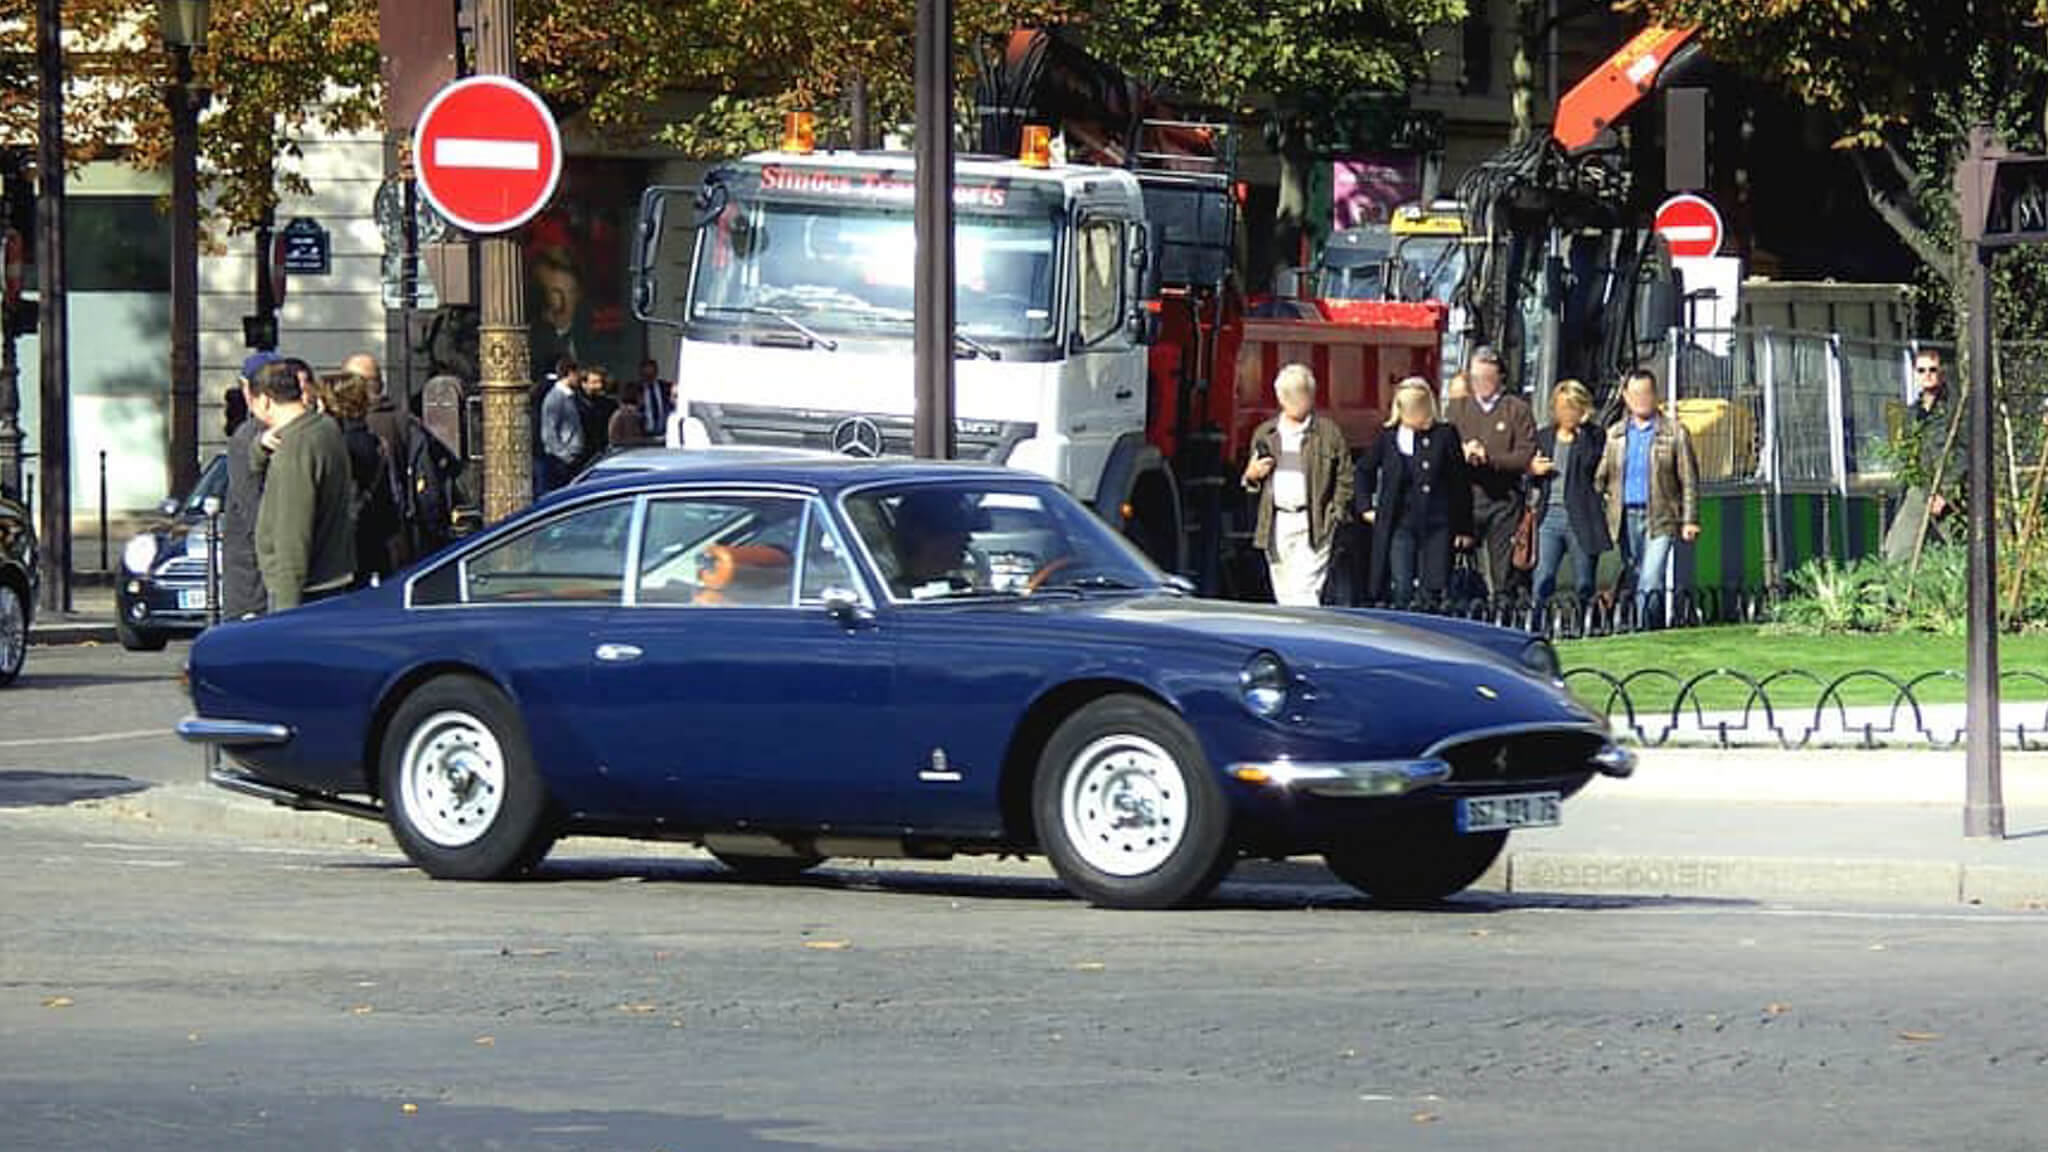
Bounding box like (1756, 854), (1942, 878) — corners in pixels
(1243, 363), (1354, 606)
(1595, 368), (1700, 626)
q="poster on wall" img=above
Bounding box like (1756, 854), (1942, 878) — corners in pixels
(525, 157), (642, 381)
(1330, 155), (1423, 231)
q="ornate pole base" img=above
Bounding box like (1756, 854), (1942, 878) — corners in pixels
(478, 323), (532, 523)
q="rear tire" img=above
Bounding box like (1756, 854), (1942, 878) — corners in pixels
(117, 617), (169, 652)
(1034, 695), (1232, 909)
(380, 675), (555, 880)
(1324, 806), (1506, 905)
(709, 851), (826, 882)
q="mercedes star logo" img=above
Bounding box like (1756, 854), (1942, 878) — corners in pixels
(830, 416), (885, 458)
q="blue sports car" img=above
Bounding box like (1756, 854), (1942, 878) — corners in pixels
(179, 456), (1631, 909)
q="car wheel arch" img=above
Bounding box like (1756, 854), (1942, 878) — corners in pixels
(362, 662), (516, 796)
(996, 677), (1182, 849)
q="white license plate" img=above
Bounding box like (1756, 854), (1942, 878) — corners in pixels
(178, 588), (209, 610)
(1457, 791), (1561, 833)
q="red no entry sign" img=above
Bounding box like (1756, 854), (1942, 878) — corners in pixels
(412, 76), (563, 234)
(1653, 193), (1724, 259)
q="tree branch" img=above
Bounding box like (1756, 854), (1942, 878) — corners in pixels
(1847, 146), (1955, 286)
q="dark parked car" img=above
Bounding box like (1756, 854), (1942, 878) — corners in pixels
(0, 491), (36, 686)
(179, 456), (1631, 909)
(117, 453), (228, 651)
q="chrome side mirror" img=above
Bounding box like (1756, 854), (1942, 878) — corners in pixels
(820, 586), (868, 625)
(200, 496), (221, 517)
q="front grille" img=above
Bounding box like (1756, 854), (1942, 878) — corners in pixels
(155, 557), (209, 587)
(1437, 729), (1607, 785)
(700, 403), (1034, 463)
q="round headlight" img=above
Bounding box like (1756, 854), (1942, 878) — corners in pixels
(1520, 639), (1562, 681)
(123, 534), (160, 574)
(1239, 650), (1290, 719)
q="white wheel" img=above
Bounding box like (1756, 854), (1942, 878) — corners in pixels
(398, 710), (506, 848)
(1060, 734), (1191, 877)
(0, 583), (24, 686)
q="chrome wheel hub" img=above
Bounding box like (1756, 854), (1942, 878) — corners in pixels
(1061, 734), (1190, 877)
(399, 711), (506, 848)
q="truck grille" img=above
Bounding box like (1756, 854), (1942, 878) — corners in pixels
(695, 403), (1035, 463)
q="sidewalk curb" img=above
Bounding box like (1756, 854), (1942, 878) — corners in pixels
(49, 785), (2048, 911)
(28, 622), (120, 647)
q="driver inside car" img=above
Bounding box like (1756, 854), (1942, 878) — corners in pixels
(891, 491), (988, 597)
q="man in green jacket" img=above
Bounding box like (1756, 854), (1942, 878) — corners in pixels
(249, 360), (356, 611)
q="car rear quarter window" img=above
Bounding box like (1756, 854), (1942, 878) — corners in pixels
(462, 500), (634, 605)
(636, 494), (804, 608)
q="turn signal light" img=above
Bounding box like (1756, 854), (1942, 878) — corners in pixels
(782, 111), (816, 154)
(1019, 124), (1052, 168)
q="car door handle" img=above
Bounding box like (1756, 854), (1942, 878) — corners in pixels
(1114, 388), (1135, 400)
(594, 643), (643, 663)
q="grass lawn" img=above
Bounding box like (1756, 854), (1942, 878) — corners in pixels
(1554, 626), (2048, 713)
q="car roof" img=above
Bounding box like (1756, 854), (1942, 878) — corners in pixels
(560, 450), (1042, 503)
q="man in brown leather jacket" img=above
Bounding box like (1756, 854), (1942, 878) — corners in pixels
(1445, 346), (1537, 597)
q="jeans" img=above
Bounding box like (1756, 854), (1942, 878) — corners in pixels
(1619, 507), (1676, 628)
(1387, 522), (1452, 608)
(1532, 511), (1598, 615)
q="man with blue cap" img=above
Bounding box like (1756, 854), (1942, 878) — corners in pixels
(220, 351), (278, 618)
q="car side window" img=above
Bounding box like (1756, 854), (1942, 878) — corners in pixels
(1076, 217), (1125, 346)
(797, 502), (858, 602)
(463, 500), (634, 605)
(636, 494), (804, 608)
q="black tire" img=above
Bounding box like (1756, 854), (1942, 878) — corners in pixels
(709, 851), (826, 881)
(1324, 806), (1507, 905)
(0, 581), (24, 686)
(379, 675), (556, 880)
(116, 617), (169, 652)
(1033, 695), (1233, 909)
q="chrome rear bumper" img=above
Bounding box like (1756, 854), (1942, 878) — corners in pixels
(176, 717), (292, 746)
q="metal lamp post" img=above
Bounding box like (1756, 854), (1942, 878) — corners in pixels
(160, 0), (212, 496)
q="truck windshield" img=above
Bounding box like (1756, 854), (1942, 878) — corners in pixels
(690, 172), (1063, 344)
(1390, 236), (1467, 304)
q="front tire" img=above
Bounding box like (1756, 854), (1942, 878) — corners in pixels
(1324, 806), (1506, 905)
(116, 617), (169, 652)
(380, 675), (555, 880)
(1034, 695), (1232, 909)
(0, 582), (25, 686)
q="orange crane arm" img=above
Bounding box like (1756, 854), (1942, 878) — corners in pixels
(1551, 24), (1700, 151)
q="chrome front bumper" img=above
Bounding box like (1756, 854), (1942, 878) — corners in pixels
(176, 717), (292, 746)
(1230, 739), (1635, 798)
(1228, 758), (1453, 798)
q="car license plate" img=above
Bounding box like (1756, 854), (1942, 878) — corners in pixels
(1456, 791), (1561, 834)
(178, 588), (209, 610)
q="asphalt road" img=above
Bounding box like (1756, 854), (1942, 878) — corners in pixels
(4, 800), (2046, 1152)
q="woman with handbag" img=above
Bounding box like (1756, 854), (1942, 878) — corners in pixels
(1355, 377), (1474, 608)
(1526, 379), (1612, 619)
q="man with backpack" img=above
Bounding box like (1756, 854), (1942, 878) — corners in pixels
(345, 352), (464, 568)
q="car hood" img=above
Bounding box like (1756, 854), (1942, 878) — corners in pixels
(1059, 595), (1531, 674)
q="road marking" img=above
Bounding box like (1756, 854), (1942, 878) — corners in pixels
(0, 728), (166, 749)
(433, 138), (540, 171)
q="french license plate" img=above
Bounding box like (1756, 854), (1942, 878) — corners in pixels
(178, 588), (209, 610)
(1456, 791), (1561, 834)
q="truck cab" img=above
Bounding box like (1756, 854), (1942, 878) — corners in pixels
(634, 150), (1166, 553)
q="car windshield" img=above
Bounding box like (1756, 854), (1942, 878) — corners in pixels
(690, 172), (1062, 343)
(842, 480), (1162, 603)
(180, 454), (229, 515)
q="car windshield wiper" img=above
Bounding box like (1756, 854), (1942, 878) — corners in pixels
(700, 305), (839, 351)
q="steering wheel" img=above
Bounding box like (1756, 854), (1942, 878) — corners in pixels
(1027, 556), (1077, 594)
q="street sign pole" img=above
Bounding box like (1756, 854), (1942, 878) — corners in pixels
(1955, 125), (2006, 839)
(912, 0), (956, 460)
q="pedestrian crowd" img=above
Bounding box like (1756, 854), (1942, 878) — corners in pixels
(219, 351), (463, 617)
(1245, 347), (1702, 624)
(533, 356), (674, 495)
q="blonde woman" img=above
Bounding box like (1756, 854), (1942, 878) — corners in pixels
(1528, 378), (1612, 612)
(1354, 377), (1473, 607)
(1243, 363), (1354, 606)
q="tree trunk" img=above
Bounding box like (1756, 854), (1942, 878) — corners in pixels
(1271, 112), (1311, 290)
(1510, 0), (1539, 146)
